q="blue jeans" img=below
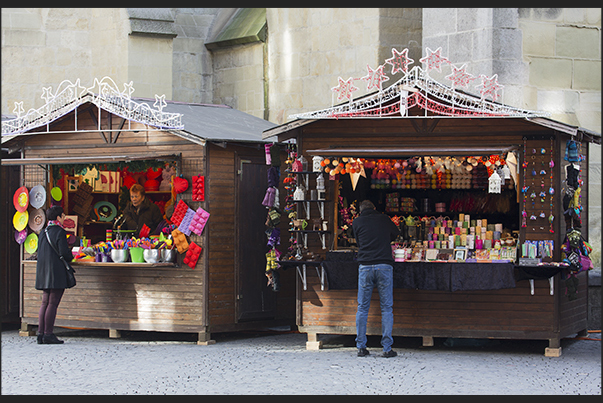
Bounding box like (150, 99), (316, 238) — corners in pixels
(355, 264), (394, 352)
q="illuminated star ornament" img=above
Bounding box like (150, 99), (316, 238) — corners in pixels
(154, 94), (167, 112)
(361, 64), (389, 91)
(331, 77), (359, 102)
(385, 48), (414, 75)
(476, 74), (504, 101)
(419, 47), (449, 73)
(445, 64), (476, 89)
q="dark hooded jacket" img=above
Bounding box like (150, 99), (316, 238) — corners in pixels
(351, 208), (400, 265)
(35, 225), (74, 290)
(122, 196), (163, 237)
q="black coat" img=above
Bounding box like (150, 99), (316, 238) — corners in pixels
(35, 225), (74, 290)
(122, 197), (163, 237)
(351, 209), (400, 265)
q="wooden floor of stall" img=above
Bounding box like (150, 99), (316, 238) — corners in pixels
(298, 269), (588, 356)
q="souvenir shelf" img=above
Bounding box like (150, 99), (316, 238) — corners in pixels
(289, 170), (331, 250)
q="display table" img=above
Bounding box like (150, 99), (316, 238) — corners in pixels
(320, 261), (516, 291)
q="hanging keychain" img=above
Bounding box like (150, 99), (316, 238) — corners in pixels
(521, 137), (528, 227)
(549, 137), (555, 233)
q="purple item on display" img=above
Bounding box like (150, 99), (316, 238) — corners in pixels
(177, 208), (196, 236)
(15, 229), (28, 244)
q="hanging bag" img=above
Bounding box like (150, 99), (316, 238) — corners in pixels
(44, 228), (76, 289)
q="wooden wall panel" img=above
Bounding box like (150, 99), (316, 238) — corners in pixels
(22, 262), (206, 333)
(299, 273), (562, 337)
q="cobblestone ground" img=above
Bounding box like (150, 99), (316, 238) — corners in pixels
(1, 326), (600, 395)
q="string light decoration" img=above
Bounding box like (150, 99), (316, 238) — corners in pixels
(331, 77), (360, 102)
(385, 48), (414, 75)
(361, 64), (390, 91)
(291, 47), (549, 121)
(2, 76), (184, 136)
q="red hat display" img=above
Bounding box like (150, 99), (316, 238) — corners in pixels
(13, 186), (29, 212)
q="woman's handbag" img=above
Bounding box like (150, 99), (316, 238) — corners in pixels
(44, 228), (76, 288)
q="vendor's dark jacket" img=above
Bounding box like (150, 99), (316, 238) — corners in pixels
(351, 208), (400, 265)
(35, 225), (74, 290)
(122, 197), (163, 237)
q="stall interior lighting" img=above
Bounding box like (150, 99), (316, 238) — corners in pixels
(307, 146), (518, 158)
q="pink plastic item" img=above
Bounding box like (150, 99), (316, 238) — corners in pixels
(188, 207), (210, 236)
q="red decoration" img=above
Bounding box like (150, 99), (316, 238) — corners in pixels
(183, 242), (202, 269)
(139, 224), (150, 238)
(122, 175), (137, 189)
(172, 176), (188, 194)
(192, 175), (205, 201)
(171, 199), (190, 227)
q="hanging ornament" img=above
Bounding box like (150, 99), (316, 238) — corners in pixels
(361, 64), (390, 91)
(476, 74), (504, 101)
(445, 64), (476, 89)
(384, 48), (414, 75)
(488, 170), (502, 193)
(331, 77), (359, 102)
(419, 47), (449, 73)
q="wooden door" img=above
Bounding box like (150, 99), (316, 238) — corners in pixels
(235, 154), (276, 321)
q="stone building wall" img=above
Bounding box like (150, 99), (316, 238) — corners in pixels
(421, 8), (601, 267)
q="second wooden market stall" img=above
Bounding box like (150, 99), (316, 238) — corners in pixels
(262, 56), (600, 356)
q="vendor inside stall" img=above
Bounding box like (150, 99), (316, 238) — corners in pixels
(119, 184), (164, 238)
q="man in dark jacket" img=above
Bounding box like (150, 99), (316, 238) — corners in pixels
(120, 184), (163, 237)
(351, 200), (400, 358)
(35, 206), (74, 344)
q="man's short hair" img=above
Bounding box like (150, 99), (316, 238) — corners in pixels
(359, 200), (375, 212)
(130, 183), (145, 195)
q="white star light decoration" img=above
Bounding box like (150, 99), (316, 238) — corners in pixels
(445, 64), (476, 89)
(154, 94), (167, 112)
(331, 77), (359, 102)
(5, 77), (184, 135)
(385, 48), (414, 75)
(361, 64), (389, 91)
(326, 46), (507, 108)
(476, 74), (504, 101)
(419, 47), (449, 73)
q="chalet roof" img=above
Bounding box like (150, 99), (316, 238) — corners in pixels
(1, 77), (276, 146)
(263, 66), (600, 144)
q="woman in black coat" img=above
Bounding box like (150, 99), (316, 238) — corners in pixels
(35, 206), (73, 344)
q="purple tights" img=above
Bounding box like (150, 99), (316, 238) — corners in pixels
(38, 289), (64, 335)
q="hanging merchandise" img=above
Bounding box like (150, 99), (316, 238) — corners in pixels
(549, 137), (555, 233)
(564, 140), (580, 162)
(488, 170), (501, 193)
(13, 186), (29, 212)
(29, 185), (46, 209)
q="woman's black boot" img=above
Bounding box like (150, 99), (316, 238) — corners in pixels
(37, 333), (44, 344)
(42, 333), (64, 344)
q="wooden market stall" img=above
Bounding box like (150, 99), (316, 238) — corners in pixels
(263, 63), (600, 356)
(2, 78), (295, 344)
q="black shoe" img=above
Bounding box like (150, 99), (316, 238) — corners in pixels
(382, 350), (397, 358)
(37, 333), (44, 344)
(42, 334), (64, 344)
(357, 348), (370, 357)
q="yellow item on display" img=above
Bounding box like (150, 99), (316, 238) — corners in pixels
(13, 210), (29, 231)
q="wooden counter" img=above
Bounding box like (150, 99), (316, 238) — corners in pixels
(297, 264), (588, 356)
(21, 260), (208, 341)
